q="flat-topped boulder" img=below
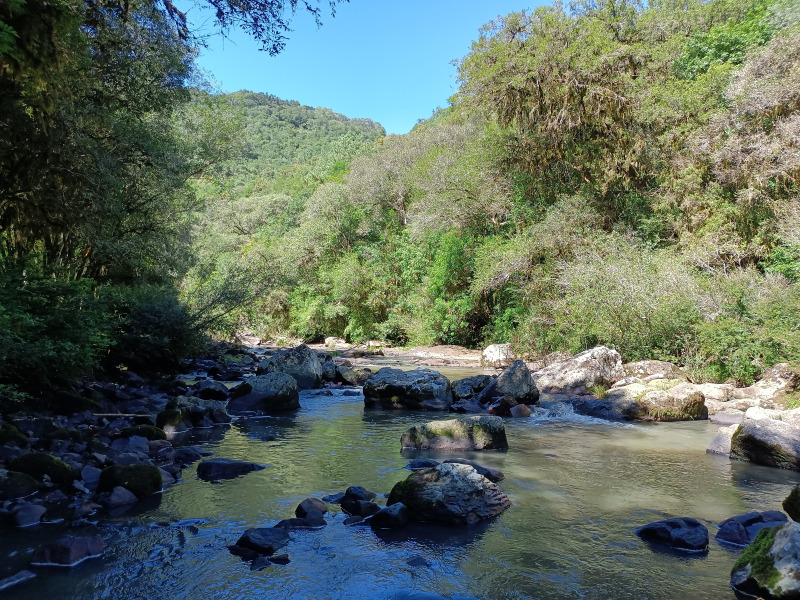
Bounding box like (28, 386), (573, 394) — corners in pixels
(363, 368), (452, 411)
(401, 416), (508, 451)
(387, 462), (510, 526)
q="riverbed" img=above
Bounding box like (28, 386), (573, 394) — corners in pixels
(3, 383), (800, 599)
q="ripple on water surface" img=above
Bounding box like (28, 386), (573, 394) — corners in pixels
(3, 391), (800, 600)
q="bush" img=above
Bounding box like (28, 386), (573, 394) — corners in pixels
(101, 284), (201, 373)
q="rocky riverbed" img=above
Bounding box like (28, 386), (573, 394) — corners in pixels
(2, 341), (800, 599)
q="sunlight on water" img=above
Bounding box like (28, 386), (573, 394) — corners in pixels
(3, 388), (800, 600)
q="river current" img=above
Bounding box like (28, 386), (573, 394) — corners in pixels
(4, 369), (800, 600)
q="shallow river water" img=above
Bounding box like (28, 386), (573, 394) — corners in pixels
(4, 380), (800, 600)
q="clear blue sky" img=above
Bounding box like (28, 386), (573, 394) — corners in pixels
(181, 1), (544, 134)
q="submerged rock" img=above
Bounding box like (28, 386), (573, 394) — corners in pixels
(716, 511), (788, 546)
(230, 527), (290, 559)
(97, 464), (163, 498)
(387, 462), (511, 526)
(635, 517), (709, 552)
(196, 458), (266, 481)
(731, 522), (800, 599)
(30, 535), (103, 567)
(363, 368), (452, 411)
(400, 416), (508, 451)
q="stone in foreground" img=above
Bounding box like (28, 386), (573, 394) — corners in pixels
(256, 344), (323, 390)
(533, 346), (624, 395)
(401, 416), (507, 451)
(731, 522), (800, 600)
(363, 368), (452, 411)
(30, 535), (104, 567)
(387, 462), (511, 526)
(634, 517), (709, 552)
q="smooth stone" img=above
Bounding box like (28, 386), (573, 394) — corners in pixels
(635, 517), (709, 552)
(196, 458), (266, 481)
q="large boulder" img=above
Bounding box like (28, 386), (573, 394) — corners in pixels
(481, 344), (515, 369)
(635, 517), (709, 552)
(533, 346), (624, 395)
(7, 452), (77, 486)
(731, 363), (800, 404)
(730, 415), (800, 471)
(492, 360), (538, 404)
(256, 344), (323, 390)
(363, 368), (452, 411)
(622, 360), (686, 381)
(568, 382), (706, 422)
(401, 416), (508, 451)
(387, 463), (511, 526)
(707, 424), (739, 456)
(227, 373), (300, 414)
(97, 464), (162, 498)
(731, 522), (800, 599)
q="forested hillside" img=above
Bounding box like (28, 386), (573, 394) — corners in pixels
(1, 0), (798, 410)
(190, 0), (800, 385)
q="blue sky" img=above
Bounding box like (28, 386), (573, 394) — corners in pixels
(182, 1), (544, 134)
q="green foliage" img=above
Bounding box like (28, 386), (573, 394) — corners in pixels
(731, 526), (780, 588)
(674, 1), (776, 79)
(102, 284), (201, 373)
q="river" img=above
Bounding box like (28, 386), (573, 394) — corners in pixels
(3, 377), (799, 599)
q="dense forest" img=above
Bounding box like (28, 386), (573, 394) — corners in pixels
(1, 0), (799, 411)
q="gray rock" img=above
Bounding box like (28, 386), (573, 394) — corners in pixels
(707, 424), (739, 456)
(197, 458), (266, 481)
(189, 380), (230, 401)
(110, 435), (149, 454)
(716, 511), (788, 546)
(227, 373), (300, 414)
(623, 360), (685, 380)
(481, 344), (515, 369)
(363, 368), (452, 411)
(730, 417), (800, 470)
(105, 486), (138, 507)
(731, 521), (800, 599)
(387, 462), (511, 526)
(495, 360), (538, 403)
(401, 416), (508, 451)
(341, 498), (381, 517)
(344, 485), (377, 501)
(231, 527), (290, 557)
(709, 409), (745, 426)
(443, 458), (504, 482)
(256, 344), (323, 390)
(370, 502), (409, 530)
(451, 375), (495, 400)
(13, 504), (46, 527)
(295, 497), (327, 518)
(533, 346), (624, 395)
(635, 517), (708, 552)
(30, 535), (103, 567)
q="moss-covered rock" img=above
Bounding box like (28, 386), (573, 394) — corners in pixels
(0, 423), (28, 447)
(783, 486), (800, 522)
(0, 469), (40, 499)
(387, 462), (511, 525)
(731, 522), (800, 599)
(46, 428), (85, 442)
(8, 452), (78, 485)
(119, 425), (166, 441)
(156, 408), (191, 432)
(401, 416), (508, 451)
(97, 464), (162, 498)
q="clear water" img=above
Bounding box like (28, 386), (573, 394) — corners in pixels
(4, 388), (800, 600)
